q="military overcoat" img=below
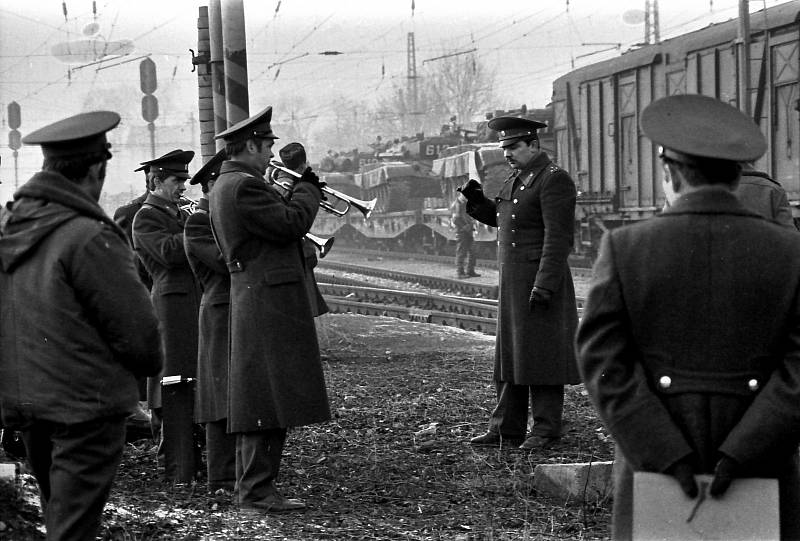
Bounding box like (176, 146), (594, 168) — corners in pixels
(576, 188), (800, 539)
(467, 152), (579, 385)
(132, 193), (200, 408)
(113, 191), (152, 289)
(183, 198), (230, 424)
(210, 160), (331, 432)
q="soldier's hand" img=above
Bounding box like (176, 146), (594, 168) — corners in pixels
(298, 167), (327, 198)
(457, 179), (484, 204)
(666, 457), (698, 498)
(709, 455), (738, 497)
(529, 286), (552, 312)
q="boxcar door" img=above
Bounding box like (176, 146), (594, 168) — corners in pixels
(617, 75), (639, 208)
(772, 40), (800, 199)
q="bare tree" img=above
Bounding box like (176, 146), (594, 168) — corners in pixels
(424, 48), (496, 129)
(373, 47), (497, 139)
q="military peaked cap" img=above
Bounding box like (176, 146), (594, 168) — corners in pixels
(641, 94), (766, 163)
(137, 149), (194, 179)
(22, 111), (120, 160)
(190, 148), (226, 186)
(215, 105), (279, 143)
(487, 116), (547, 148)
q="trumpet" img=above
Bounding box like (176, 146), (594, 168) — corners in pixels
(305, 232), (335, 258)
(269, 159), (376, 219)
(178, 196), (199, 215)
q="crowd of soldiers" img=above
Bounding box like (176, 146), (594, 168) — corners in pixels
(1, 93), (800, 541)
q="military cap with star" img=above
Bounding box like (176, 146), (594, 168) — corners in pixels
(215, 105), (279, 144)
(487, 116), (547, 148)
(641, 94), (766, 163)
(22, 111), (120, 160)
(136, 149), (195, 179)
(190, 148), (226, 186)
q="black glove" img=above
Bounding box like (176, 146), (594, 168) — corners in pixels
(457, 179), (484, 204)
(297, 167), (327, 196)
(709, 455), (738, 497)
(529, 286), (552, 312)
(666, 457), (698, 498)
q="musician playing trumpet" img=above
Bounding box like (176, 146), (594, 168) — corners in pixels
(272, 142), (329, 317)
(209, 106), (331, 514)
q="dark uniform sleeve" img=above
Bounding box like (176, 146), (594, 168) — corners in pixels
(465, 194), (497, 227)
(772, 188), (795, 229)
(184, 216), (227, 275)
(576, 232), (694, 472)
(236, 177), (321, 242)
(132, 207), (188, 268)
(71, 226), (163, 377)
(535, 170), (576, 292)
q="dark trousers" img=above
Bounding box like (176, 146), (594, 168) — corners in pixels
(159, 383), (197, 483)
(455, 235), (476, 275)
(22, 415), (126, 541)
(235, 428), (287, 504)
(205, 418), (236, 491)
(487, 382), (564, 438)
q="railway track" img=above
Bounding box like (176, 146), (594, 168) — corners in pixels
(317, 260), (499, 299)
(316, 264), (586, 335)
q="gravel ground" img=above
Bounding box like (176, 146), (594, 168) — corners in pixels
(0, 313), (613, 540)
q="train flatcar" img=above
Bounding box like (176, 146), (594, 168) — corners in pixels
(553, 0), (800, 254)
(310, 106), (556, 256)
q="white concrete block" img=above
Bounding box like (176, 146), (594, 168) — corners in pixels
(533, 460), (614, 502)
(0, 463), (17, 484)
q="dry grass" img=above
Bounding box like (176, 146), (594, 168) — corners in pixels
(5, 314), (614, 540)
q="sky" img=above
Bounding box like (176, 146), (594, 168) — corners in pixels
(0, 0), (793, 201)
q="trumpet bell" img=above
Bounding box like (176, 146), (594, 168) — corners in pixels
(305, 233), (335, 258)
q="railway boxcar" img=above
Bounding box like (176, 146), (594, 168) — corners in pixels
(553, 0), (800, 254)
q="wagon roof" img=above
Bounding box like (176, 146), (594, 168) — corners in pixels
(553, 0), (800, 85)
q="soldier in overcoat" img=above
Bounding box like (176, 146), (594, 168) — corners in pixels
(183, 149), (236, 492)
(209, 106), (330, 513)
(576, 95), (800, 540)
(460, 116), (579, 451)
(0, 112), (162, 540)
(132, 149), (201, 484)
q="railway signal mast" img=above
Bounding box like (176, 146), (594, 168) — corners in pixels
(644, 0), (660, 44)
(7, 101), (21, 189)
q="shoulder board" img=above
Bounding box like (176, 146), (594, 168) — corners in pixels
(743, 170), (782, 187)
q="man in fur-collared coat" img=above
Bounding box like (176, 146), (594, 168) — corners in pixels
(577, 95), (800, 540)
(210, 106), (330, 514)
(460, 115), (579, 451)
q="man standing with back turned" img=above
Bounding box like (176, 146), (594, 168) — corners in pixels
(210, 106), (331, 514)
(459, 116), (579, 451)
(0, 111), (163, 540)
(576, 94), (800, 539)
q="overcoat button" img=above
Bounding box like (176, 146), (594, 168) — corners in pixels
(512, 242), (516, 247)
(513, 198), (519, 204)
(658, 375), (671, 389)
(748, 378), (759, 391)
(520, 186), (525, 190)
(511, 214), (516, 219)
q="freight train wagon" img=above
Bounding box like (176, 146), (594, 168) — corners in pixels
(553, 0), (800, 256)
